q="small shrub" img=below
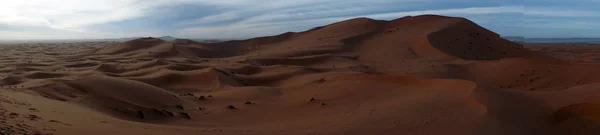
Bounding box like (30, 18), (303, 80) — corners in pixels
(244, 101), (253, 105)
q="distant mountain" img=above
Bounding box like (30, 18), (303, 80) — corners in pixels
(158, 36), (177, 41)
(502, 36), (524, 42)
(118, 36), (178, 41)
(522, 38), (600, 44)
(0, 36), (181, 44)
(189, 39), (231, 43)
(503, 36), (600, 44)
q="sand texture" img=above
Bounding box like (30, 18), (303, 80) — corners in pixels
(0, 15), (598, 135)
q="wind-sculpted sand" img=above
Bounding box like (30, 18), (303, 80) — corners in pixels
(0, 15), (598, 135)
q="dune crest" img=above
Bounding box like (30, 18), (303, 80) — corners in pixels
(0, 15), (598, 135)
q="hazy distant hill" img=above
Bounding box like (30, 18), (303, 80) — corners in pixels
(502, 36), (524, 42)
(523, 38), (600, 44)
(0, 36), (181, 44)
(503, 36), (600, 44)
(3, 36), (597, 45)
(158, 36), (177, 41)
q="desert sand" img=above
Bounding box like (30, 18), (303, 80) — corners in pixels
(0, 15), (598, 135)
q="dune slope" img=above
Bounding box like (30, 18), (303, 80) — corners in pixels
(0, 15), (598, 135)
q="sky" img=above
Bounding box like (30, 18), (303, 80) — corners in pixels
(0, 0), (598, 40)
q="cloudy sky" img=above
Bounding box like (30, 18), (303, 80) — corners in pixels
(0, 0), (598, 40)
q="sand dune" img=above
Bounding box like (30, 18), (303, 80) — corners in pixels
(449, 58), (600, 91)
(1, 15), (599, 135)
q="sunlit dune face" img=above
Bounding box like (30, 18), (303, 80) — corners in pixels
(0, 0), (599, 135)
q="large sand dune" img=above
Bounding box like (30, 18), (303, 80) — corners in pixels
(1, 15), (599, 135)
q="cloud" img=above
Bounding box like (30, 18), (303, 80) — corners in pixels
(1, 0), (140, 31)
(524, 20), (600, 29)
(0, 0), (597, 39)
(525, 9), (600, 17)
(179, 0), (340, 25)
(177, 6), (523, 39)
(355, 6), (523, 19)
(0, 0), (238, 30)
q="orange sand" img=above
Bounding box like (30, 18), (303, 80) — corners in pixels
(0, 15), (598, 135)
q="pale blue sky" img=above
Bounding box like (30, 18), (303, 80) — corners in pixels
(0, 0), (598, 39)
